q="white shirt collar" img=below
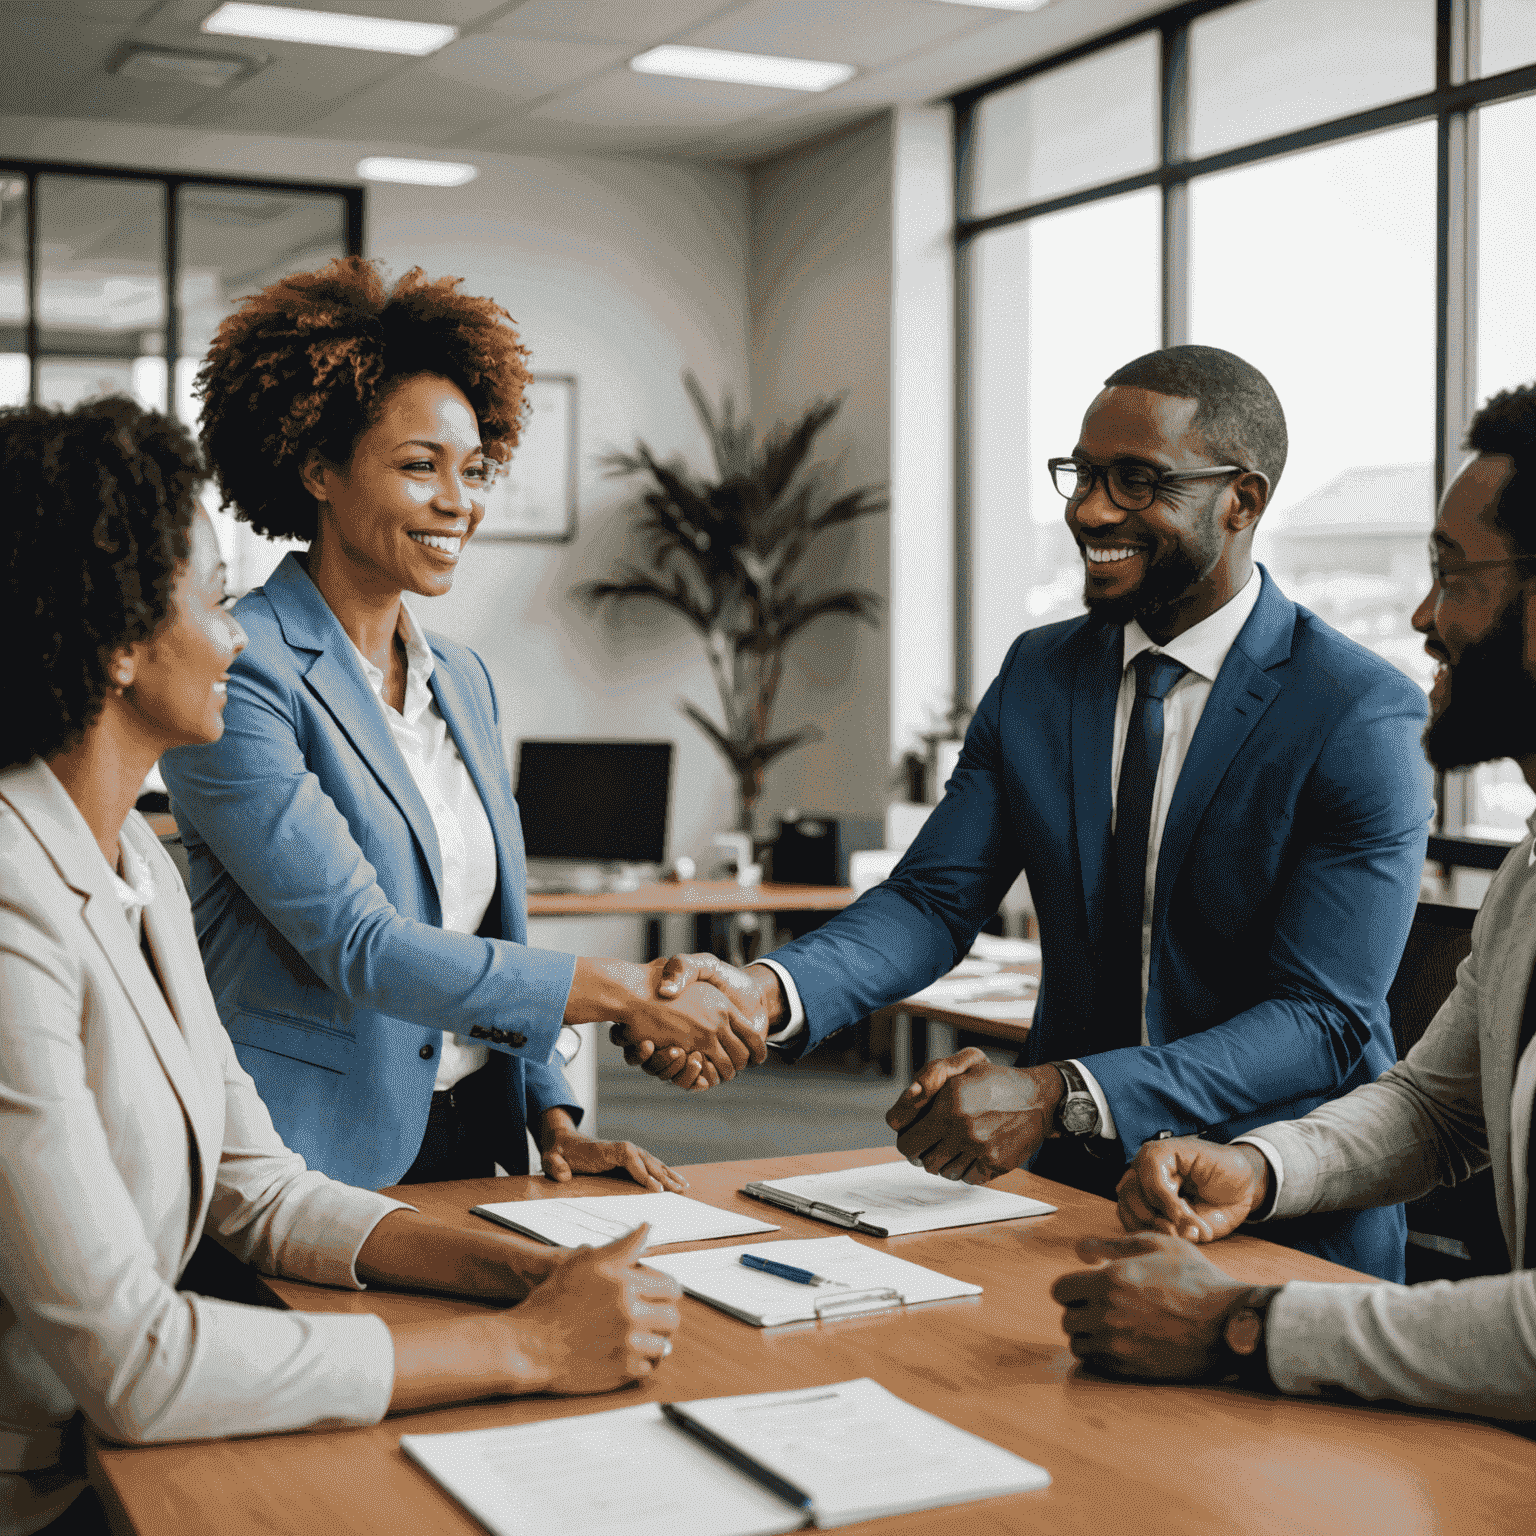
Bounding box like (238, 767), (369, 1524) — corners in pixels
(108, 831), (155, 920)
(349, 600), (435, 725)
(1122, 567), (1262, 682)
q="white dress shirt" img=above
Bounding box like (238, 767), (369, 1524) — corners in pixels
(757, 570), (1264, 1143)
(350, 601), (497, 1092)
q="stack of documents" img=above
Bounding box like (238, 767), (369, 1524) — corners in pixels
(642, 1236), (981, 1327)
(472, 1191), (778, 1250)
(743, 1159), (1056, 1236)
(401, 1377), (1050, 1536)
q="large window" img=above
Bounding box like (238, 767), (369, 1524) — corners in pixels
(0, 161), (361, 590)
(955, 0), (1536, 863)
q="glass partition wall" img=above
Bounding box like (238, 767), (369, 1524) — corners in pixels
(954, 0), (1536, 887)
(0, 161), (360, 592)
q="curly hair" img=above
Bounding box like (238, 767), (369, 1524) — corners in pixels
(1466, 381), (1536, 557)
(196, 257), (531, 542)
(2, 397), (199, 769)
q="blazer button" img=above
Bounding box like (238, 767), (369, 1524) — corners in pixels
(469, 1025), (490, 1040)
(508, 1032), (527, 1048)
(419, 1043), (434, 1060)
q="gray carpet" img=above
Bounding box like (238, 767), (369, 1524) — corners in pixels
(593, 1033), (905, 1167)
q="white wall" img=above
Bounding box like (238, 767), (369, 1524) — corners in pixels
(1, 114), (752, 880)
(747, 114), (893, 825)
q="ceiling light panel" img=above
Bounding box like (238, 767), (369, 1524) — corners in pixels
(203, 3), (457, 56)
(356, 156), (479, 186)
(630, 45), (855, 92)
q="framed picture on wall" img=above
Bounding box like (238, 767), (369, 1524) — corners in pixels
(478, 374), (577, 542)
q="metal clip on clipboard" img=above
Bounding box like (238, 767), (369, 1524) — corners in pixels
(811, 1286), (901, 1320)
(807, 1201), (864, 1228)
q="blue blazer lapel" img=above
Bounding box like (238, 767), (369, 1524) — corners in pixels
(1070, 623), (1123, 952)
(1150, 568), (1292, 941)
(264, 556), (446, 906)
(428, 648), (529, 944)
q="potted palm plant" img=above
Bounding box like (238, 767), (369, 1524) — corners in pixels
(577, 373), (888, 834)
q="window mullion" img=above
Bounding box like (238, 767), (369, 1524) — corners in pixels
(1160, 21), (1190, 347)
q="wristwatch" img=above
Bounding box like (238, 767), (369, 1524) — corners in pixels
(1047, 1060), (1101, 1137)
(1217, 1285), (1283, 1390)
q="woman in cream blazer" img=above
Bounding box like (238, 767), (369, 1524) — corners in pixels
(0, 398), (679, 1536)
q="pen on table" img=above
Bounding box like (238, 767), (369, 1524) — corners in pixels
(740, 1253), (833, 1286)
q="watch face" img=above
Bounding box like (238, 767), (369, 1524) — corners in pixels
(1060, 1097), (1098, 1135)
(1224, 1308), (1263, 1357)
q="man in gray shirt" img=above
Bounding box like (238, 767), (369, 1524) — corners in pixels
(1054, 383), (1536, 1419)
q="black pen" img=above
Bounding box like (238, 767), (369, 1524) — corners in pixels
(659, 1403), (814, 1518)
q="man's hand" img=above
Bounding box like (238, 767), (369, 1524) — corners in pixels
(569, 956), (767, 1082)
(537, 1108), (687, 1192)
(884, 1048), (1066, 1184)
(610, 954), (783, 1092)
(1116, 1138), (1272, 1243)
(1050, 1232), (1256, 1381)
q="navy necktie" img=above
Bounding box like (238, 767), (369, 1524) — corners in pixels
(1107, 651), (1189, 1046)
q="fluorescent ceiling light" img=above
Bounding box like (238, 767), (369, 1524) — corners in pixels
(203, 3), (456, 56)
(113, 46), (253, 89)
(930, 0), (1054, 10)
(630, 45), (854, 92)
(356, 157), (478, 187)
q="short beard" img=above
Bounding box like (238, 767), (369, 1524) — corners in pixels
(1082, 502), (1223, 629)
(1423, 597), (1536, 769)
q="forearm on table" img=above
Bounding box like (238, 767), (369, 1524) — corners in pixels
(1266, 1270), (1536, 1418)
(355, 1208), (557, 1302)
(386, 1313), (546, 1414)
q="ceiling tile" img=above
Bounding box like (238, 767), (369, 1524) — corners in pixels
(0, 17), (126, 115)
(426, 32), (625, 96)
(298, 73), (500, 144)
(178, 46), (402, 131)
(681, 0), (981, 69)
(0, 1), (155, 19)
(57, 74), (227, 125)
(490, 0), (733, 46)
(529, 67), (792, 129)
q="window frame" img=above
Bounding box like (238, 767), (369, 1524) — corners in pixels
(0, 156), (364, 421)
(950, 0), (1536, 860)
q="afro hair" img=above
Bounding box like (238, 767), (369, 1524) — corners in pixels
(1466, 382), (1536, 557)
(3, 396), (199, 768)
(196, 256), (531, 542)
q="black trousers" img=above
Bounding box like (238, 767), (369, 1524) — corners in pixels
(399, 1068), (499, 1185)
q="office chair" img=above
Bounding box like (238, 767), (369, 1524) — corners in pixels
(1387, 902), (1508, 1282)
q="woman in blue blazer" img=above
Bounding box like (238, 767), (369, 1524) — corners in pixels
(162, 258), (763, 1191)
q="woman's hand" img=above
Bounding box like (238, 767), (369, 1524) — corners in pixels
(511, 1225), (682, 1396)
(538, 1109), (687, 1192)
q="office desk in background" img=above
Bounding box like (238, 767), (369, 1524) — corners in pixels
(874, 960), (1041, 1078)
(90, 1149), (1536, 1536)
(528, 879), (856, 963)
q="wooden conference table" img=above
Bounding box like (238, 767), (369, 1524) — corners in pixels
(91, 1149), (1536, 1536)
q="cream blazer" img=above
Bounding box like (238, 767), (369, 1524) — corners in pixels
(1256, 809), (1536, 1419)
(0, 760), (407, 1535)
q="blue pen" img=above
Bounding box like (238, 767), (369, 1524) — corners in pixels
(740, 1252), (832, 1286)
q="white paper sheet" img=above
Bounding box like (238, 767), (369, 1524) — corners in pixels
(679, 1378), (1051, 1528)
(402, 1403), (801, 1536)
(472, 1191), (779, 1251)
(747, 1160), (1056, 1236)
(643, 1236), (981, 1326)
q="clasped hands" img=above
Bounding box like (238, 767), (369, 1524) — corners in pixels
(1051, 1135), (1277, 1382)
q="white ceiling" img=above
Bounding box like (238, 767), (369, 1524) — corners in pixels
(0, 0), (1167, 164)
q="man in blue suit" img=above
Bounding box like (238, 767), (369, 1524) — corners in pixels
(641, 346), (1432, 1280)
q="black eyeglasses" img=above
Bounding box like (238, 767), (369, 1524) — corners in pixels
(1047, 456), (1245, 513)
(1427, 544), (1536, 586)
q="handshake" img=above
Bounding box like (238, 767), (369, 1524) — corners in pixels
(566, 952), (786, 1090)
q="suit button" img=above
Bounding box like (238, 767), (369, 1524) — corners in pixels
(508, 1032), (527, 1048)
(489, 1028), (507, 1045)
(419, 1043), (434, 1060)
(469, 1025), (489, 1040)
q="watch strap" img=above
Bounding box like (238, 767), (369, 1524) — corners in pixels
(1216, 1285), (1283, 1392)
(1046, 1059), (1100, 1138)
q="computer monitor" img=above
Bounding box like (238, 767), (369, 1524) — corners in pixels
(514, 740), (673, 864)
